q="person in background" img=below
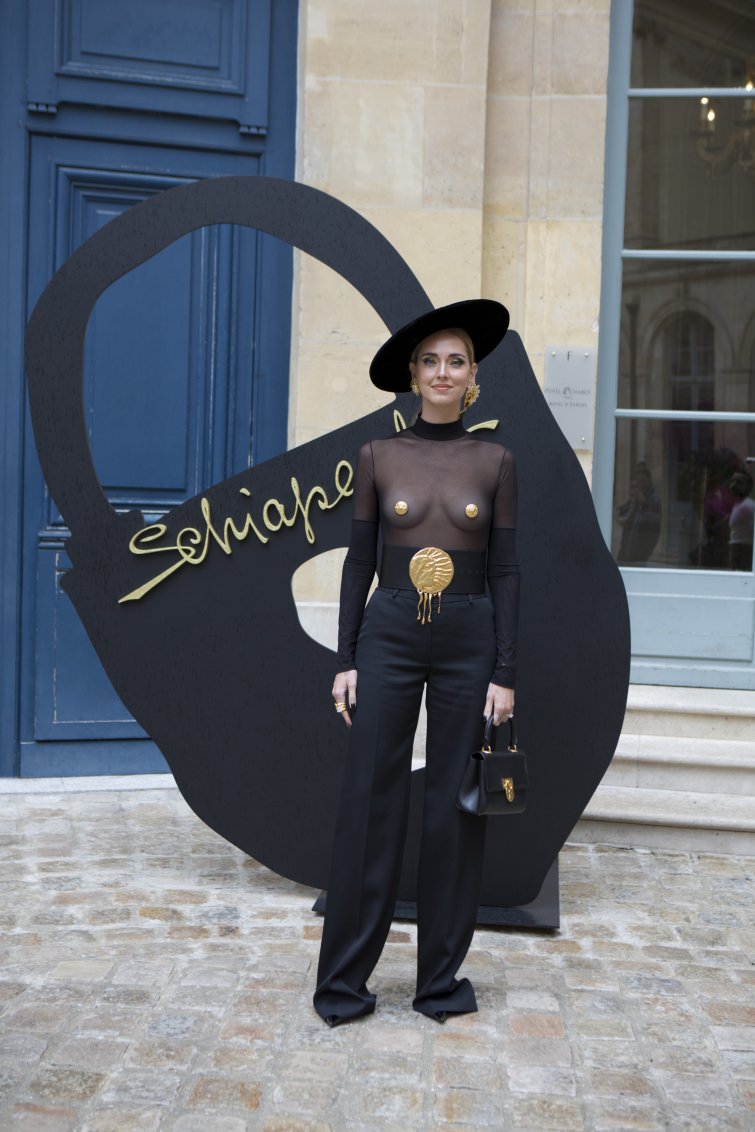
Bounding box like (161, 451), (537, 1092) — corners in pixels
(728, 470), (755, 571)
(616, 463), (661, 565)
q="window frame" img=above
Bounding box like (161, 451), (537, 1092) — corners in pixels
(593, 0), (755, 546)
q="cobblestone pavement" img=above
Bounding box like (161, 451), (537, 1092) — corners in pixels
(0, 781), (753, 1131)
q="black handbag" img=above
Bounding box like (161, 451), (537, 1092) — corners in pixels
(456, 715), (528, 816)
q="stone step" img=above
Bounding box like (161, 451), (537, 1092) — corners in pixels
(605, 733), (755, 795)
(624, 684), (755, 740)
(573, 783), (755, 855)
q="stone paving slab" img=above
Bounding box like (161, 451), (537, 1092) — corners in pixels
(0, 784), (753, 1130)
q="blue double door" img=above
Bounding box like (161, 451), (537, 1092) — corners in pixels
(14, 1), (297, 775)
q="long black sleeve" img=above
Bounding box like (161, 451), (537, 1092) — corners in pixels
(336, 519), (378, 670)
(487, 527), (519, 687)
(336, 443), (379, 670)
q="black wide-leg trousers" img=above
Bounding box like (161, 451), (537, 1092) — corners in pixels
(313, 587), (496, 1023)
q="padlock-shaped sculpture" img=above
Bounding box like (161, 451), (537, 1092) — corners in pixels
(25, 177), (630, 917)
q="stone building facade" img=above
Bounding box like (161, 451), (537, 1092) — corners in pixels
(291, 0), (610, 610)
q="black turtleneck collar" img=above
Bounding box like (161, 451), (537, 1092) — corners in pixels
(409, 415), (466, 441)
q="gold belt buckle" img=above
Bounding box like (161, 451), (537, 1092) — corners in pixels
(408, 547), (454, 624)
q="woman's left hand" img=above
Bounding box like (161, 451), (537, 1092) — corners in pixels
(484, 682), (515, 725)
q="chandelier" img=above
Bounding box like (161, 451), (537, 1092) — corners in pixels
(696, 83), (755, 177)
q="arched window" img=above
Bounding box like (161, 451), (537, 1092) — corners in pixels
(662, 312), (715, 412)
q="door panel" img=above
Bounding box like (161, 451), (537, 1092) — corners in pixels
(22, 136), (265, 770)
(85, 212), (196, 496)
(625, 572), (755, 660)
(27, 0), (271, 132)
(34, 550), (143, 741)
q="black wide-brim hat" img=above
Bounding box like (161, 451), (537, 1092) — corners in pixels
(369, 298), (510, 392)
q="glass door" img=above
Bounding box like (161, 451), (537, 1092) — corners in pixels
(595, 0), (755, 688)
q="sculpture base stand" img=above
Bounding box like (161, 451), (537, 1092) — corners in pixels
(313, 856), (559, 930)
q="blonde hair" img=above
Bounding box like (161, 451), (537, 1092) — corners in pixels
(410, 327), (476, 365)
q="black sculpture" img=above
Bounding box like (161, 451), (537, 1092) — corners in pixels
(25, 176), (630, 924)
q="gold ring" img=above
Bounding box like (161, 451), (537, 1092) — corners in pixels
(334, 701), (347, 712)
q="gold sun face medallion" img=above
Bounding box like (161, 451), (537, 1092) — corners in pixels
(465, 503), (479, 519)
(409, 547), (454, 593)
(394, 500), (409, 516)
(408, 547), (455, 624)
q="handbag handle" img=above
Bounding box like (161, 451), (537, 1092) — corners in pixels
(483, 713), (517, 753)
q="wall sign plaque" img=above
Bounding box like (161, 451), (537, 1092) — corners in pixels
(543, 347), (597, 451)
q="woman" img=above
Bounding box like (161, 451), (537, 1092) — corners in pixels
(313, 299), (519, 1026)
(728, 470), (755, 571)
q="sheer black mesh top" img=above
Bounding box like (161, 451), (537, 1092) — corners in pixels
(336, 416), (520, 688)
(352, 416), (517, 543)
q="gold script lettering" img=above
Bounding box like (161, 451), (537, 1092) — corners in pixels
(118, 459), (354, 604)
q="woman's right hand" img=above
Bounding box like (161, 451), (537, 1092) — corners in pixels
(332, 670), (357, 728)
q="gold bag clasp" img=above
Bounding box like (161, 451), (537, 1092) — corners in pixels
(502, 777), (515, 803)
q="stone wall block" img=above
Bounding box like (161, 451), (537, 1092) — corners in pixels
(459, 0), (495, 85)
(305, 0), (486, 86)
(488, 4), (536, 98)
(292, 549), (345, 606)
(294, 350), (389, 441)
(423, 85), (487, 209)
(527, 96), (553, 217)
(301, 79), (425, 207)
(542, 219), (604, 339)
(481, 216), (528, 317)
(551, 8), (611, 96)
(532, 8), (555, 95)
(546, 97), (608, 219)
(523, 218), (602, 377)
(296, 259), (389, 345)
(360, 207), (485, 308)
(484, 95), (533, 219)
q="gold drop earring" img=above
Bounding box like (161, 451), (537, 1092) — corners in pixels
(410, 376), (421, 396)
(461, 383), (480, 413)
